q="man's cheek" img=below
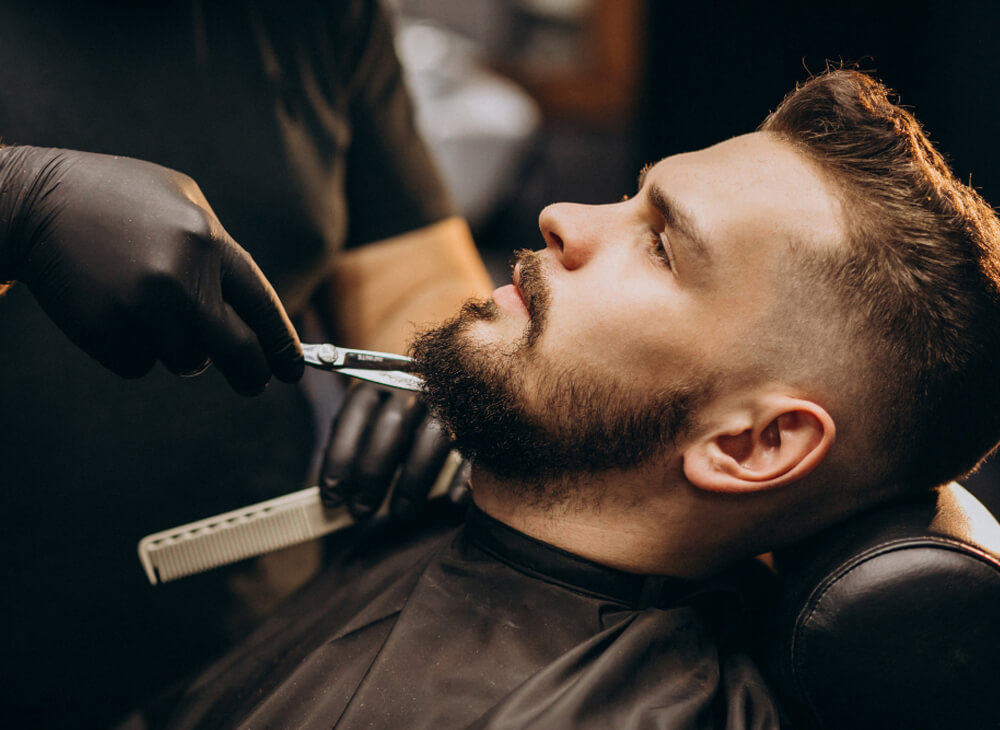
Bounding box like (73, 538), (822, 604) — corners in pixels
(535, 320), (627, 379)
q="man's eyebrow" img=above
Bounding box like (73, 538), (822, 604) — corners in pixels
(646, 181), (712, 263)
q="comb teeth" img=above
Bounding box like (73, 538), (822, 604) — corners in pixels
(138, 487), (351, 584)
(137, 451), (466, 584)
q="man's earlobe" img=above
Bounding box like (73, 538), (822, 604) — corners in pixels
(682, 397), (835, 494)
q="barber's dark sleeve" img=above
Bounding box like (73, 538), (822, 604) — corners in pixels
(342, 0), (454, 248)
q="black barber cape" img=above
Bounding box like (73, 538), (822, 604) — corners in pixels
(136, 506), (780, 729)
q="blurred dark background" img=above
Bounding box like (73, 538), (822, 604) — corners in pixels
(391, 0), (1000, 512)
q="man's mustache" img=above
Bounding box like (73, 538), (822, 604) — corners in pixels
(513, 249), (550, 327)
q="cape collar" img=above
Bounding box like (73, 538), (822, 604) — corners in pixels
(461, 504), (693, 609)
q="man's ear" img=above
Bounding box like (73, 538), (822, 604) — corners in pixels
(682, 395), (835, 494)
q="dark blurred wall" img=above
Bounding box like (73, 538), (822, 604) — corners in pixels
(641, 1), (1000, 207)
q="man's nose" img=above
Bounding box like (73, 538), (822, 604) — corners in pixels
(538, 202), (600, 270)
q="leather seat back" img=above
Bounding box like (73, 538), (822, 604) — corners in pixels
(767, 482), (1000, 729)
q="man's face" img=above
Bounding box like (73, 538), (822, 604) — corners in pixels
(412, 133), (843, 487)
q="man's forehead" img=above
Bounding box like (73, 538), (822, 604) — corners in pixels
(648, 132), (844, 255)
(654, 132), (814, 188)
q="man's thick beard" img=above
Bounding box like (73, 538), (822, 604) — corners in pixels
(408, 252), (712, 504)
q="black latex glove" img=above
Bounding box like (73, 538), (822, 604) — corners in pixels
(321, 382), (468, 521)
(0, 146), (302, 393)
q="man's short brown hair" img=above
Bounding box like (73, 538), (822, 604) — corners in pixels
(760, 69), (1000, 489)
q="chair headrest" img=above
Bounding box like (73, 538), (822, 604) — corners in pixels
(767, 482), (1000, 730)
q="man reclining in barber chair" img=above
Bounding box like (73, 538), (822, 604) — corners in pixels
(125, 69), (1000, 730)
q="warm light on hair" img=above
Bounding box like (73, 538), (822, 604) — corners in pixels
(760, 69), (1000, 489)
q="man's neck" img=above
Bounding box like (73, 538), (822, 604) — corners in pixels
(469, 466), (726, 579)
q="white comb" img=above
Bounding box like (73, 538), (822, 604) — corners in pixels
(137, 451), (465, 584)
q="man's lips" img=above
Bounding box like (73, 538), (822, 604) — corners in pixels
(492, 265), (529, 317)
(492, 284), (529, 317)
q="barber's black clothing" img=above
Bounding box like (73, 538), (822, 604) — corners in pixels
(0, 2), (450, 727)
(137, 506), (779, 729)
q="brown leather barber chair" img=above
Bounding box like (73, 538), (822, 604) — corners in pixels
(764, 482), (1000, 729)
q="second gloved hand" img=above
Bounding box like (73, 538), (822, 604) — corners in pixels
(320, 382), (459, 521)
(0, 145), (302, 393)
